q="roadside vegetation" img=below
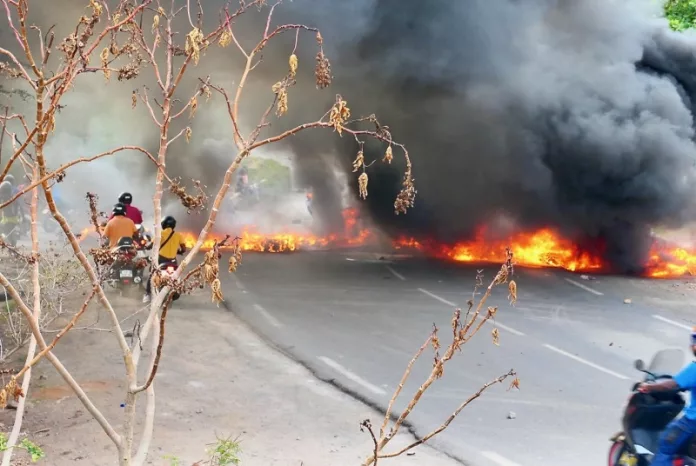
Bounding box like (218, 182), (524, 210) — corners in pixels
(665, 0), (696, 30)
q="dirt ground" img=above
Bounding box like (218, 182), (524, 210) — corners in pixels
(0, 287), (459, 466)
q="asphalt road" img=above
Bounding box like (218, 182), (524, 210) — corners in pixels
(221, 250), (696, 466)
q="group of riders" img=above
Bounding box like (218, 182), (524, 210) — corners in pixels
(103, 192), (187, 304)
(0, 174), (187, 304)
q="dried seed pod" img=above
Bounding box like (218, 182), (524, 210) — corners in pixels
(185, 27), (205, 65)
(189, 95), (198, 118)
(329, 98), (350, 135)
(157, 6), (166, 15)
(491, 328), (500, 346)
(152, 14), (160, 32)
(185, 127), (192, 143)
(211, 278), (223, 303)
(315, 50), (332, 89)
(508, 377), (521, 391)
(229, 255), (239, 272)
(383, 145), (393, 164)
(358, 172), (368, 199)
(202, 85), (211, 102)
(89, 0), (102, 16)
(352, 150), (364, 172)
(276, 88), (288, 116)
(289, 54), (298, 77)
(219, 29), (232, 48)
(508, 280), (517, 305)
(131, 90), (137, 109)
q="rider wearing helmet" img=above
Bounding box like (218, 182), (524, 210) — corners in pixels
(0, 180), (22, 223)
(236, 167), (250, 194)
(637, 328), (696, 465)
(143, 215), (187, 303)
(103, 203), (137, 248)
(108, 192), (143, 224)
(4, 174), (15, 193)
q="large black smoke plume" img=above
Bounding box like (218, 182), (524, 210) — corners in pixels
(3, 0), (696, 273)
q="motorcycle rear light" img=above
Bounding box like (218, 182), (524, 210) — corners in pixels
(674, 459), (685, 466)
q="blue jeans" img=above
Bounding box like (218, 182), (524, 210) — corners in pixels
(652, 415), (696, 465)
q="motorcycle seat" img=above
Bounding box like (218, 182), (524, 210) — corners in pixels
(117, 236), (135, 247)
(111, 237), (137, 255)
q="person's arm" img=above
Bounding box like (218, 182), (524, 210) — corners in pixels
(639, 379), (678, 393)
(177, 233), (187, 254)
(640, 363), (696, 393)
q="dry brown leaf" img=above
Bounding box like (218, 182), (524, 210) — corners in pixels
(289, 53), (298, 77)
(358, 172), (368, 199)
(508, 280), (517, 305)
(508, 377), (521, 391)
(189, 96), (198, 118)
(491, 328), (500, 346)
(383, 145), (393, 164)
(219, 29), (232, 47)
(352, 150), (364, 172)
(185, 127), (192, 143)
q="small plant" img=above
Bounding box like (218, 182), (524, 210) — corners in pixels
(162, 454), (181, 466)
(205, 436), (241, 466)
(0, 433), (44, 463)
(19, 438), (44, 462)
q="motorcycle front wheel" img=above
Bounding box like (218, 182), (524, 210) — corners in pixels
(608, 440), (629, 466)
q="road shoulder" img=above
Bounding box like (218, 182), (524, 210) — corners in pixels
(0, 293), (460, 465)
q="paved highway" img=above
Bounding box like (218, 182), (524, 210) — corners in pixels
(221, 250), (696, 466)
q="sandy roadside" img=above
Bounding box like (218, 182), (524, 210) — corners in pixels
(0, 291), (460, 466)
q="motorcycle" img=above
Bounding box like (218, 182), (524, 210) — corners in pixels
(155, 257), (181, 302)
(229, 179), (265, 213)
(0, 223), (21, 247)
(104, 225), (152, 292)
(608, 348), (696, 465)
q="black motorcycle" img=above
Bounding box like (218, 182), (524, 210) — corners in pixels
(608, 348), (696, 466)
(105, 227), (152, 293)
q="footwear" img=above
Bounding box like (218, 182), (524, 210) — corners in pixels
(142, 294), (150, 304)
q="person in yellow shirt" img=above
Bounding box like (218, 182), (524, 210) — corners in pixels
(143, 215), (187, 303)
(103, 203), (137, 248)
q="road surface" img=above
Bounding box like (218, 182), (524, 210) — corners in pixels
(220, 250), (696, 466)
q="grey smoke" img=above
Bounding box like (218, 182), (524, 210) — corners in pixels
(3, 0), (696, 272)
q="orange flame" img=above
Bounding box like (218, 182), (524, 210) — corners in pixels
(394, 227), (605, 272)
(181, 208), (374, 252)
(644, 244), (696, 278)
(75, 207), (696, 278)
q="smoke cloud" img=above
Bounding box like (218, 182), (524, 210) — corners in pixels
(3, 0), (696, 272)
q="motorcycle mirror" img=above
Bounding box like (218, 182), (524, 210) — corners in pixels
(634, 359), (645, 371)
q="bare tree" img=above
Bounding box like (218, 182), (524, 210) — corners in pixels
(360, 251), (520, 465)
(0, 1), (414, 465)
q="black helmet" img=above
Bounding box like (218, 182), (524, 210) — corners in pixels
(5, 174), (14, 185)
(0, 181), (11, 199)
(118, 192), (133, 204)
(162, 215), (176, 229)
(112, 203), (126, 216)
